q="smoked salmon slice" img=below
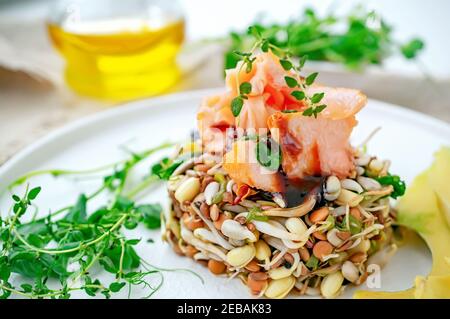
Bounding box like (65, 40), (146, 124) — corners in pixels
(268, 87), (367, 179)
(197, 93), (235, 154)
(198, 49), (367, 187)
(223, 139), (284, 193)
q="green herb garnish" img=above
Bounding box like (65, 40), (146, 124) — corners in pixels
(0, 144), (202, 299)
(229, 24), (328, 118)
(151, 157), (182, 180)
(224, 7), (424, 71)
(377, 174), (406, 199)
(230, 81), (252, 117)
(256, 137), (282, 171)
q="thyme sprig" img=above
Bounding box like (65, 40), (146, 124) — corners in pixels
(230, 26), (327, 118)
(0, 143), (202, 299)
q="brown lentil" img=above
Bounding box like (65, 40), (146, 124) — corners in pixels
(245, 259), (261, 272)
(313, 241), (333, 261)
(349, 252), (367, 264)
(309, 207), (330, 223)
(207, 259), (226, 274)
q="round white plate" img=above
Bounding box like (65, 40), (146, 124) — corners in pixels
(1, 89), (449, 299)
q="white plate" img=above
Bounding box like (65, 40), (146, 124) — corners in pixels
(1, 89), (449, 299)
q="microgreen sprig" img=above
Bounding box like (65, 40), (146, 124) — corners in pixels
(0, 142), (202, 299)
(230, 25), (327, 119)
(224, 7), (424, 71)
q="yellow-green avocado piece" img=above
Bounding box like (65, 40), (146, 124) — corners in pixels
(354, 147), (450, 299)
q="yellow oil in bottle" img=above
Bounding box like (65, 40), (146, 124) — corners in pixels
(47, 18), (184, 101)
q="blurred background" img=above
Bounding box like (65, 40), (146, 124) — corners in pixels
(0, 0), (449, 163)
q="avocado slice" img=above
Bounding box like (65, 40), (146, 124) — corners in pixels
(354, 147), (450, 298)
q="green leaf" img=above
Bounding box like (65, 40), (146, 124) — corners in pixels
(137, 204), (162, 229)
(10, 251), (43, 278)
(299, 55), (308, 69)
(281, 109), (298, 113)
(20, 283), (33, 293)
(84, 287), (97, 297)
(291, 90), (305, 100)
(224, 51), (241, 70)
(231, 97), (244, 117)
(280, 59), (293, 70)
(113, 196), (134, 212)
(151, 158), (182, 180)
(63, 194), (87, 223)
(109, 282), (126, 293)
(311, 92), (325, 104)
(248, 25), (262, 39)
(400, 38), (424, 59)
(377, 174), (406, 199)
(284, 76), (298, 88)
(12, 194), (20, 202)
(315, 104), (327, 113)
(239, 82), (252, 95)
(27, 186), (41, 200)
(1, 229), (10, 242)
(305, 72), (318, 86)
(26, 233), (45, 248)
(0, 257), (11, 282)
(87, 207), (109, 224)
(126, 239), (141, 246)
(256, 138), (281, 171)
(13, 203), (21, 214)
(99, 257), (118, 274)
(261, 39), (269, 52)
(302, 108), (314, 116)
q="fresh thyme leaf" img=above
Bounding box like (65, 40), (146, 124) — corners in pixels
(401, 38), (425, 59)
(284, 76), (298, 88)
(137, 204), (162, 230)
(233, 50), (252, 57)
(248, 25), (262, 39)
(63, 194), (87, 223)
(315, 104), (327, 113)
(0, 257), (10, 282)
(377, 174), (406, 199)
(291, 90), (305, 100)
(261, 39), (270, 52)
(151, 158), (182, 180)
(282, 109), (299, 113)
(239, 82), (252, 95)
(280, 59), (293, 70)
(305, 72), (318, 86)
(256, 137), (281, 171)
(302, 108), (314, 117)
(0, 143), (201, 299)
(109, 282), (126, 293)
(231, 97), (244, 117)
(27, 187), (41, 200)
(311, 92), (325, 104)
(299, 55), (308, 69)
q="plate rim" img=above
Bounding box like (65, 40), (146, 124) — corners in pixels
(1, 88), (449, 180)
